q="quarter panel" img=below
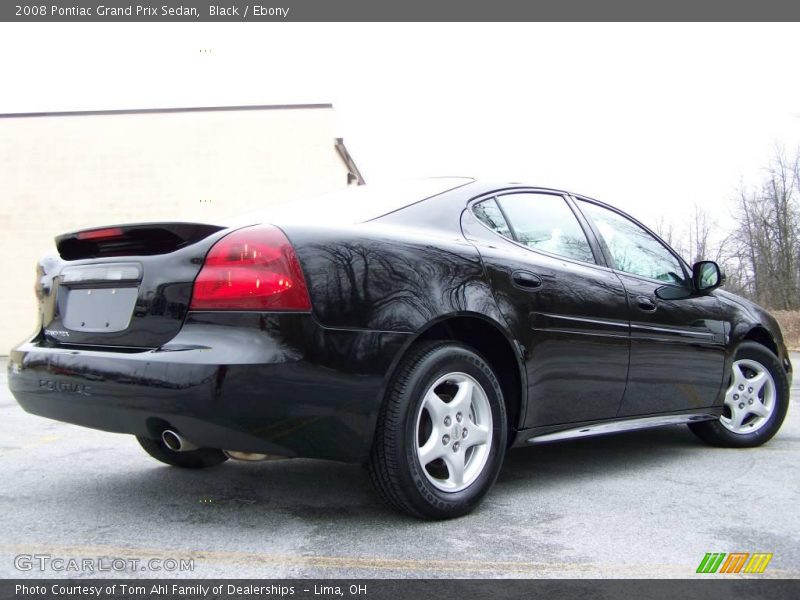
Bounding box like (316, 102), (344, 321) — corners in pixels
(283, 225), (508, 333)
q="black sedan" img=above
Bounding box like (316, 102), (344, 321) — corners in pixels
(7, 178), (792, 519)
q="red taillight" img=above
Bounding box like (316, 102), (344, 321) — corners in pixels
(189, 225), (311, 311)
(76, 227), (125, 241)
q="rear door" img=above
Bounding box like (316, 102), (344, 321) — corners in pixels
(574, 198), (727, 416)
(462, 190), (630, 428)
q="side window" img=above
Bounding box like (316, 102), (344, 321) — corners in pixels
(578, 200), (687, 284)
(494, 193), (595, 264)
(473, 198), (513, 238)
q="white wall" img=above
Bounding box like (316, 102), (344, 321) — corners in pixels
(0, 106), (353, 351)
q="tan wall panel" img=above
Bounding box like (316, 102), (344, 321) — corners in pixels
(0, 107), (351, 351)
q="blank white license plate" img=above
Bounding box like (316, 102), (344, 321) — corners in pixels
(62, 287), (138, 333)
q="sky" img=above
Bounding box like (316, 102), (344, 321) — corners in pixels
(2, 22), (799, 239)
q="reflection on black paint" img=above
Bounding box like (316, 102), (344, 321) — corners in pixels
(292, 231), (503, 332)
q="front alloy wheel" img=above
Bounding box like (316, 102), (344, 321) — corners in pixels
(689, 341), (789, 448)
(369, 341), (507, 519)
(721, 358), (776, 434)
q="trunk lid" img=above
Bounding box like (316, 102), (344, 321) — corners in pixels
(39, 222), (226, 349)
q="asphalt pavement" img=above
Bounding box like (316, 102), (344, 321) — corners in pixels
(1, 356), (798, 579)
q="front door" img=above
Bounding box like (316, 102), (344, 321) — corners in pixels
(575, 198), (727, 416)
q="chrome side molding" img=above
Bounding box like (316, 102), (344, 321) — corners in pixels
(527, 413), (717, 444)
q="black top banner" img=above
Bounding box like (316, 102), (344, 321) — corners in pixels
(3, 0), (800, 22)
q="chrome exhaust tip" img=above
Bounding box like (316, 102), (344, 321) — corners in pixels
(161, 429), (198, 452)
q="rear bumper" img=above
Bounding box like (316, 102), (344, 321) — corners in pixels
(8, 313), (411, 463)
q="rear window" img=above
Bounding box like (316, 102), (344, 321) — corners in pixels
(227, 178), (474, 226)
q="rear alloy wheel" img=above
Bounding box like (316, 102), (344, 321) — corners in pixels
(369, 342), (507, 519)
(689, 341), (789, 448)
(415, 372), (493, 493)
(136, 435), (228, 469)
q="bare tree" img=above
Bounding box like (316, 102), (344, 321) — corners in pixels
(655, 204), (725, 266)
(687, 204), (713, 264)
(727, 148), (800, 309)
(653, 216), (676, 247)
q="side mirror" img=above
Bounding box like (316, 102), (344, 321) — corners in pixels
(693, 261), (725, 293)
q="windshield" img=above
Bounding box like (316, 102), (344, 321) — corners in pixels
(225, 177), (474, 226)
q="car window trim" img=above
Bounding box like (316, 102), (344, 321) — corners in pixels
(485, 196), (519, 241)
(467, 190), (610, 269)
(571, 195), (692, 287)
(562, 195), (610, 270)
(495, 190), (604, 267)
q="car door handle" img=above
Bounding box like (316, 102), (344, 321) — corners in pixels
(636, 296), (657, 312)
(511, 270), (543, 291)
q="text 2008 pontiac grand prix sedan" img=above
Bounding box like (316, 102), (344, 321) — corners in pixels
(8, 178), (792, 519)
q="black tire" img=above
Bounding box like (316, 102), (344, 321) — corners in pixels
(688, 341), (789, 448)
(136, 435), (229, 469)
(369, 341), (507, 519)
